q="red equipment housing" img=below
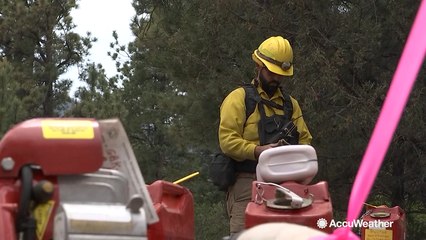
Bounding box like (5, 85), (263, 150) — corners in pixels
(0, 118), (103, 177)
(0, 118), (195, 240)
(0, 118), (103, 240)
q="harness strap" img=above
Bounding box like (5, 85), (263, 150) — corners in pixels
(243, 84), (293, 122)
(234, 84), (297, 173)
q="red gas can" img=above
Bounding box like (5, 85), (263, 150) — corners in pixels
(147, 180), (195, 240)
(245, 180), (333, 233)
(360, 206), (406, 240)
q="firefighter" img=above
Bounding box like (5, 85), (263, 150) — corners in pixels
(218, 36), (312, 236)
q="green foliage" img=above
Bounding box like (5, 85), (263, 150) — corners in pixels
(0, 0), (94, 117)
(125, 0), (425, 238)
(194, 200), (229, 239)
(0, 60), (23, 135)
(0, 0), (424, 238)
(66, 63), (128, 119)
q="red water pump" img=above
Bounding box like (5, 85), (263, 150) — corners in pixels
(244, 145), (334, 233)
(0, 118), (194, 240)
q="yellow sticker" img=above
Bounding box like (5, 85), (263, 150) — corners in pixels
(365, 229), (393, 240)
(41, 120), (94, 139)
(33, 200), (55, 240)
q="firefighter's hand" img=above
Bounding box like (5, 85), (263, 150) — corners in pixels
(254, 142), (281, 160)
(277, 139), (290, 146)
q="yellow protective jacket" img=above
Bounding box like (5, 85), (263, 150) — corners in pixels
(218, 84), (312, 161)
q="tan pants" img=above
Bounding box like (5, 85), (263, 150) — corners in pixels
(226, 172), (256, 234)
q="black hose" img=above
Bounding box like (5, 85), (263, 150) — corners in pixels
(15, 165), (35, 240)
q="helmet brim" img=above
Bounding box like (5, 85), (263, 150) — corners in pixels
(253, 51), (293, 76)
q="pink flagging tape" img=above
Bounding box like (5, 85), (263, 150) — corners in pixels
(310, 0), (426, 239)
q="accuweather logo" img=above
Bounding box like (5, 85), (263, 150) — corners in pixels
(316, 218), (393, 229)
(316, 218), (328, 229)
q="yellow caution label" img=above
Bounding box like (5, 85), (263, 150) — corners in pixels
(365, 229), (393, 240)
(41, 120), (94, 139)
(33, 200), (55, 240)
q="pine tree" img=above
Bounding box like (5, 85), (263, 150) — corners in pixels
(0, 0), (94, 118)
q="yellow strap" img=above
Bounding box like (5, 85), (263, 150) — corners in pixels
(363, 202), (378, 208)
(173, 171), (200, 184)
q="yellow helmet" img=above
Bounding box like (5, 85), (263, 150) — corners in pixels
(252, 36), (293, 76)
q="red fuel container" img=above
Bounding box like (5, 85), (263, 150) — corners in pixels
(147, 180), (195, 240)
(245, 181), (333, 233)
(360, 206), (406, 240)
